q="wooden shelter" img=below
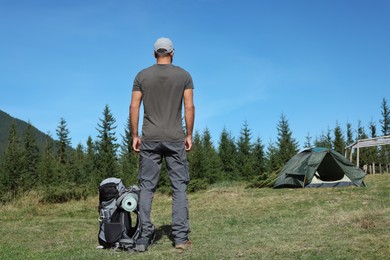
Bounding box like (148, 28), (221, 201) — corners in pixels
(345, 135), (390, 173)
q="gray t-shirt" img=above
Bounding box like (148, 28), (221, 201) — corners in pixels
(133, 64), (194, 141)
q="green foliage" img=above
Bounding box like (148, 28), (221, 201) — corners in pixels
(265, 140), (281, 173)
(40, 183), (88, 203)
(380, 98), (390, 135)
(56, 117), (71, 164)
(96, 105), (119, 182)
(21, 123), (40, 190)
(38, 134), (57, 187)
(187, 178), (209, 192)
(333, 121), (345, 154)
(0, 110), (50, 156)
(0, 123), (24, 195)
(202, 128), (223, 183)
(218, 128), (239, 180)
(119, 118), (138, 184)
(246, 168), (280, 188)
(314, 128), (332, 149)
(1, 97), (390, 202)
(304, 132), (312, 148)
(276, 113), (299, 165)
(236, 121), (254, 180)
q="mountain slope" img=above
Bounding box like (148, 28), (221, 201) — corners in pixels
(0, 110), (51, 156)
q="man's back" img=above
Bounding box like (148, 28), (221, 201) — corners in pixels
(133, 64), (194, 141)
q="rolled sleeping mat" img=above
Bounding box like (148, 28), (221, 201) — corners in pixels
(120, 192), (139, 212)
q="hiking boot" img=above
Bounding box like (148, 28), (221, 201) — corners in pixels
(175, 240), (192, 250)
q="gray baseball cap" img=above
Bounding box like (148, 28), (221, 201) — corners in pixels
(154, 37), (174, 53)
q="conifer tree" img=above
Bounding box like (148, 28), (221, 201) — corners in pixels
(275, 114), (299, 165)
(346, 123), (354, 146)
(202, 128), (222, 183)
(236, 121), (254, 180)
(187, 131), (205, 180)
(21, 122), (41, 190)
(357, 120), (369, 167)
(379, 98), (390, 167)
(69, 143), (86, 184)
(315, 128), (332, 149)
(0, 122), (24, 196)
(379, 98), (390, 136)
(333, 122), (345, 154)
(38, 134), (57, 187)
(345, 123), (355, 159)
(251, 137), (266, 177)
(266, 140), (281, 173)
(56, 117), (71, 164)
(96, 105), (119, 182)
(367, 119), (378, 171)
(218, 127), (239, 180)
(119, 118), (138, 185)
(304, 132), (312, 148)
(84, 136), (97, 190)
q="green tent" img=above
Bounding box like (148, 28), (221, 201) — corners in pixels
(273, 147), (366, 188)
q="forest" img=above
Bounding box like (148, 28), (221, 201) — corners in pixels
(0, 98), (389, 203)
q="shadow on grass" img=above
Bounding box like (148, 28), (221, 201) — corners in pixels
(154, 224), (174, 245)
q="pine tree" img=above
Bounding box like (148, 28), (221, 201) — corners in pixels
(119, 118), (138, 185)
(84, 136), (97, 190)
(218, 127), (239, 180)
(187, 131), (205, 180)
(38, 134), (57, 187)
(69, 143), (86, 184)
(276, 114), (299, 165)
(345, 123), (355, 159)
(379, 98), (390, 136)
(96, 105), (119, 182)
(333, 122), (345, 154)
(56, 117), (71, 164)
(346, 123), (354, 146)
(202, 128), (222, 183)
(357, 120), (369, 167)
(266, 140), (281, 173)
(379, 98), (390, 168)
(304, 132), (312, 148)
(236, 121), (254, 180)
(367, 119), (378, 171)
(314, 128), (332, 149)
(251, 137), (266, 177)
(0, 122), (24, 197)
(21, 122), (41, 190)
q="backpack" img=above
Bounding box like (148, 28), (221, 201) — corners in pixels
(98, 177), (142, 252)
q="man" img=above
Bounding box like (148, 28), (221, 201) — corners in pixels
(130, 37), (195, 251)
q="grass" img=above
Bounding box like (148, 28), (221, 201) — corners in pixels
(0, 174), (389, 259)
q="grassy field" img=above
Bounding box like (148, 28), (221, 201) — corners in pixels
(0, 174), (389, 259)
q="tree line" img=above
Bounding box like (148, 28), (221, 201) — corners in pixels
(1, 98), (389, 203)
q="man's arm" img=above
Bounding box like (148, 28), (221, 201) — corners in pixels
(183, 88), (195, 151)
(130, 90), (143, 152)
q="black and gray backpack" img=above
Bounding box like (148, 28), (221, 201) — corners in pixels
(98, 177), (142, 252)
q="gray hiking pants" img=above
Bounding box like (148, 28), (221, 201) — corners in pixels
(138, 141), (190, 245)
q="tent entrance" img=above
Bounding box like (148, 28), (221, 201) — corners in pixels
(316, 153), (344, 181)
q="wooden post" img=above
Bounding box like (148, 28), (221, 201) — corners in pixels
(357, 145), (360, 167)
(350, 148), (353, 162)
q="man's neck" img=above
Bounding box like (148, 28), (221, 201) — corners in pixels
(157, 57), (172, 64)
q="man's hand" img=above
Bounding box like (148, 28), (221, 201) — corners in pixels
(185, 135), (192, 151)
(132, 136), (141, 152)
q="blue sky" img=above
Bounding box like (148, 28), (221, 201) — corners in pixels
(1, 0), (389, 149)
